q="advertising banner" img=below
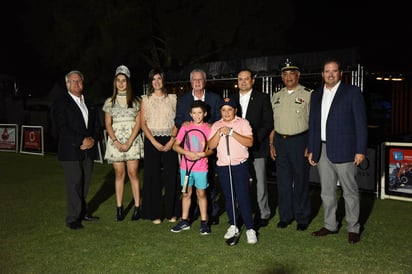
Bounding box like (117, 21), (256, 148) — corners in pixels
(20, 125), (44, 155)
(381, 142), (412, 202)
(0, 124), (18, 152)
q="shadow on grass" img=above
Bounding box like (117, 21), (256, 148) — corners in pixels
(87, 161), (146, 218)
(87, 169), (116, 215)
(336, 190), (376, 234)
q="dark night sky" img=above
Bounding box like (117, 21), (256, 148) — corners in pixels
(1, 1), (411, 97)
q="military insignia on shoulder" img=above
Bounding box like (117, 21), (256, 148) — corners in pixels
(304, 87), (313, 92)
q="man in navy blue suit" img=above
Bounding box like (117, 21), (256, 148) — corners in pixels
(53, 70), (101, 230)
(307, 58), (367, 244)
(175, 68), (222, 225)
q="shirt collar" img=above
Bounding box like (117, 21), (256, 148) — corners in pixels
(192, 90), (205, 101)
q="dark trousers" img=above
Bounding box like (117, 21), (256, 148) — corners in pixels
(207, 155), (220, 218)
(275, 133), (311, 224)
(61, 158), (93, 224)
(216, 162), (254, 230)
(142, 136), (179, 220)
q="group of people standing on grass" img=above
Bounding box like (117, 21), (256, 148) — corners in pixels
(53, 57), (367, 245)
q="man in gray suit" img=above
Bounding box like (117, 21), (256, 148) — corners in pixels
(308, 58), (368, 244)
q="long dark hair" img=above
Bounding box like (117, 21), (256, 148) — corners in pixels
(147, 68), (168, 97)
(110, 73), (140, 108)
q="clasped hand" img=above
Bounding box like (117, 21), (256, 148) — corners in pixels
(219, 126), (232, 136)
(114, 140), (131, 152)
(154, 139), (174, 152)
(80, 137), (95, 150)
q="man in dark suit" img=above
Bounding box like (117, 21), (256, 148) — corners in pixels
(308, 58), (368, 244)
(175, 68), (222, 225)
(53, 70), (101, 230)
(232, 69), (274, 228)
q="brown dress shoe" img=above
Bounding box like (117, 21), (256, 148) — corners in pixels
(312, 227), (338, 237)
(348, 232), (360, 244)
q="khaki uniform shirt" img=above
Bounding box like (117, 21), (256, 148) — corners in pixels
(271, 84), (312, 135)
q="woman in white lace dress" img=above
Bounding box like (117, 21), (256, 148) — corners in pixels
(103, 65), (144, 221)
(140, 68), (179, 224)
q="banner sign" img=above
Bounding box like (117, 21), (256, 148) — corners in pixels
(0, 124), (18, 152)
(20, 125), (44, 155)
(381, 142), (412, 202)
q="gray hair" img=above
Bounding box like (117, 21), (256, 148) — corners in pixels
(190, 69), (206, 82)
(65, 70), (84, 83)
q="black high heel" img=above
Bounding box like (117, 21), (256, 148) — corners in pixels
(131, 206), (140, 221)
(116, 205), (124, 221)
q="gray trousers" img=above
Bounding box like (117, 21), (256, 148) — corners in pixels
(61, 158), (93, 224)
(253, 157), (271, 219)
(317, 143), (360, 233)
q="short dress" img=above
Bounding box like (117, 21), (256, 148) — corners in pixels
(102, 97), (144, 163)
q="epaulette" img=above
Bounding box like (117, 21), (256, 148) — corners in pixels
(304, 87), (313, 92)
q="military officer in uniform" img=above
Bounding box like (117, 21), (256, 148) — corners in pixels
(269, 59), (312, 231)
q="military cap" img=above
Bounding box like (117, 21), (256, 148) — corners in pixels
(280, 58), (300, 72)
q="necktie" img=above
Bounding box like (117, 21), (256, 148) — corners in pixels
(79, 97), (89, 128)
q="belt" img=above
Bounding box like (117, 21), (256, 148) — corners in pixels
(321, 141), (327, 144)
(230, 159), (248, 166)
(275, 130), (308, 139)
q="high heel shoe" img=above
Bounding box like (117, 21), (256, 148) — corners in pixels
(131, 206), (140, 221)
(116, 205), (124, 221)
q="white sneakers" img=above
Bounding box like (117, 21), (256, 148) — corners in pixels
(246, 229), (257, 244)
(224, 225), (239, 239)
(224, 225), (258, 244)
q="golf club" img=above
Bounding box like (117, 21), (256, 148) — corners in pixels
(225, 134), (240, 246)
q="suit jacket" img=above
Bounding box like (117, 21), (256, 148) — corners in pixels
(175, 89), (222, 128)
(52, 92), (101, 161)
(232, 90), (274, 158)
(308, 82), (368, 163)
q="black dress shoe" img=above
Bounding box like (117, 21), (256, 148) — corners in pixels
(296, 223), (308, 231)
(312, 227), (338, 237)
(67, 221), (83, 230)
(116, 206), (125, 221)
(348, 232), (360, 244)
(260, 218), (269, 228)
(131, 206), (141, 221)
(277, 221), (289, 228)
(83, 215), (100, 221)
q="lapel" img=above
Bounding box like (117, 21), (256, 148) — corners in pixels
(245, 91), (256, 119)
(66, 93), (87, 129)
(328, 83), (344, 117)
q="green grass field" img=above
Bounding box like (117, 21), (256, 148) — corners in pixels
(1, 152), (411, 273)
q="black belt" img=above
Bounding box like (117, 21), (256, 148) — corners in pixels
(276, 130), (308, 139)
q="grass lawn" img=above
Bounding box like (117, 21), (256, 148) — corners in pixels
(1, 152), (411, 273)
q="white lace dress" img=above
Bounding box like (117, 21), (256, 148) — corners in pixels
(102, 97), (144, 163)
